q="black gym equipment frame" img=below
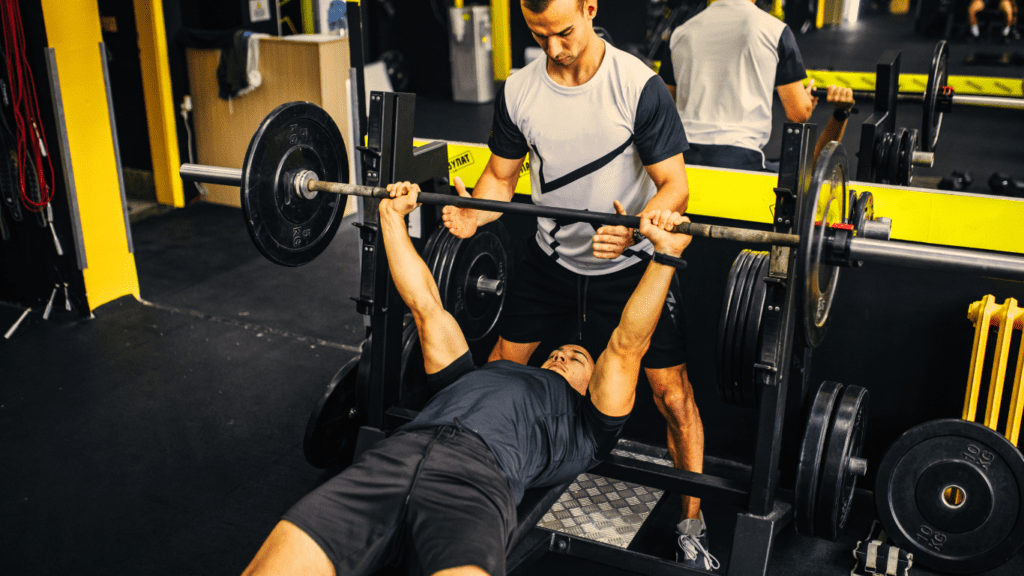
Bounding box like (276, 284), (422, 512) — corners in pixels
(348, 90), (824, 576)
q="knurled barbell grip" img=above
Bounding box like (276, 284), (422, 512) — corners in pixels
(312, 180), (801, 246)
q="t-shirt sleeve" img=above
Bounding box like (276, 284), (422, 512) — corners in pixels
(633, 75), (689, 166)
(488, 82), (531, 160)
(581, 394), (629, 459)
(774, 26), (807, 87)
(425, 351), (476, 393)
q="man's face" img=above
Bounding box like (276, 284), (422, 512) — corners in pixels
(522, 0), (593, 68)
(541, 344), (595, 394)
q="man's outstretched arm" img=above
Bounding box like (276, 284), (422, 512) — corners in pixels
(380, 182), (469, 374)
(589, 213), (693, 417)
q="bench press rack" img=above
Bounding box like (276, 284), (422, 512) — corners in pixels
(345, 91), (821, 576)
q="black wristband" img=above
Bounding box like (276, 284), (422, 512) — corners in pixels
(832, 108), (850, 122)
(652, 251), (687, 270)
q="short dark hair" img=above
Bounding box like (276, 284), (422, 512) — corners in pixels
(522, 0), (586, 15)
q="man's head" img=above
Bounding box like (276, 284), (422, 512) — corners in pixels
(521, 0), (597, 68)
(541, 344), (595, 395)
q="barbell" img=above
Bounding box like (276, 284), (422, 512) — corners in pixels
(180, 101), (1024, 347)
(812, 41), (1023, 157)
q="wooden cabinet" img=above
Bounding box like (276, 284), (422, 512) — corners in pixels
(186, 35), (353, 211)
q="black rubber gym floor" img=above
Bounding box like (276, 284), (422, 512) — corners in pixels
(2, 8), (1022, 576)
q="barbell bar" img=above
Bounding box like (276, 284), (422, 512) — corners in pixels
(179, 161), (1024, 282)
(179, 163), (802, 247)
(810, 88), (1024, 110)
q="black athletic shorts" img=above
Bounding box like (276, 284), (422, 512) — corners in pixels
(283, 427), (516, 576)
(498, 240), (688, 369)
(683, 143), (776, 172)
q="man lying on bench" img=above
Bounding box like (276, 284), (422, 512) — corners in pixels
(240, 181), (693, 576)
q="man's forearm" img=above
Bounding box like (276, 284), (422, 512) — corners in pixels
(643, 180), (689, 216)
(379, 209), (444, 315)
(470, 160), (521, 226)
(610, 260), (676, 352)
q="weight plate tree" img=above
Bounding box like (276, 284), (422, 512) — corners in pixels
(241, 101), (348, 266)
(875, 419), (1024, 573)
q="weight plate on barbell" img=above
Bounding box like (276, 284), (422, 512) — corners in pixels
(444, 221), (511, 342)
(815, 384), (869, 541)
(731, 250), (764, 407)
(799, 142), (846, 349)
(241, 101), (348, 267)
(303, 353), (363, 469)
(899, 129), (919, 187)
(740, 252), (770, 407)
(850, 191), (874, 236)
(795, 380), (844, 537)
(875, 418), (1024, 574)
(716, 250), (753, 405)
(886, 127), (907, 186)
(922, 40), (948, 153)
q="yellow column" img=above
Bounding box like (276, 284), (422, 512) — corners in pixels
(491, 0), (512, 81)
(133, 0), (185, 207)
(40, 0), (140, 310)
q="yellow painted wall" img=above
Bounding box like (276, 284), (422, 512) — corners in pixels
(416, 139), (1024, 255)
(41, 0), (139, 311)
(134, 0), (185, 207)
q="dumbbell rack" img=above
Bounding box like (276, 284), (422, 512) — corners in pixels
(344, 90), (826, 575)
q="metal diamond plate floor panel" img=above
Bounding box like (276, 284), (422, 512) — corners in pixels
(536, 449), (674, 548)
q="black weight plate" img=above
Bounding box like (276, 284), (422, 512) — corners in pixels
(241, 101), (348, 267)
(922, 40), (948, 153)
(875, 419), (1024, 574)
(731, 251), (763, 407)
(886, 128), (907, 186)
(399, 321), (430, 411)
(740, 252), (771, 407)
(445, 221), (511, 342)
(795, 381), (844, 537)
(425, 226), (451, 287)
(852, 191), (874, 237)
(716, 250), (752, 405)
(873, 132), (892, 185)
(900, 129), (919, 187)
(434, 230), (463, 308)
(799, 142), (845, 349)
(722, 250), (757, 406)
(303, 354), (362, 469)
(815, 384), (869, 541)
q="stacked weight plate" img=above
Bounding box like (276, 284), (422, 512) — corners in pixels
(716, 249), (771, 406)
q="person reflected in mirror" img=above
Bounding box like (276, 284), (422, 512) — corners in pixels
(968, 0), (1017, 44)
(660, 0), (854, 172)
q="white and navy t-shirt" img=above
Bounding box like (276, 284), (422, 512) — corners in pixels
(663, 0), (807, 153)
(489, 40), (688, 276)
